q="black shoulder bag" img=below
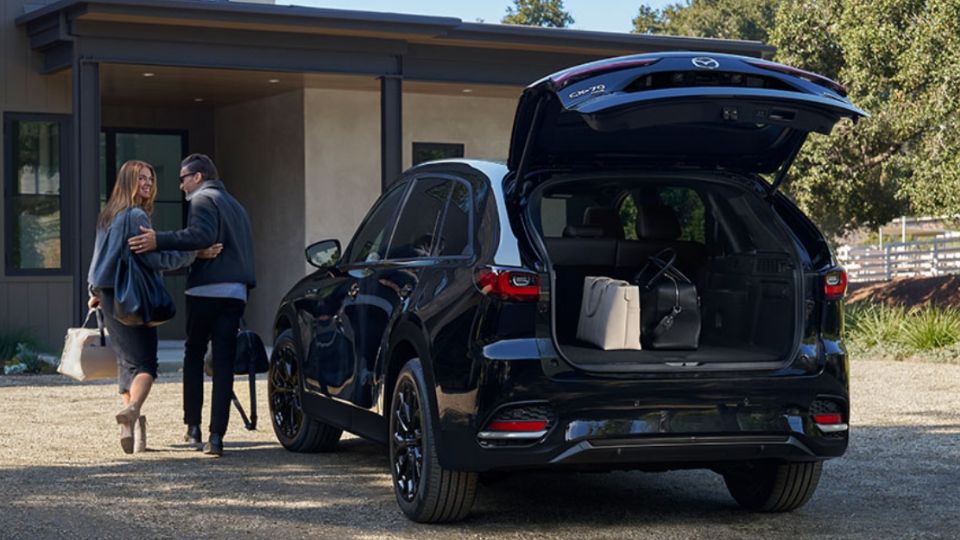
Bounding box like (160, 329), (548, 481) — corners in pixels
(113, 209), (177, 327)
(633, 248), (701, 350)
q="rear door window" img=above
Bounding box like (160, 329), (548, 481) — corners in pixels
(436, 180), (472, 257)
(387, 177), (451, 260)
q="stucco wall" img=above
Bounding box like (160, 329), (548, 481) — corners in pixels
(401, 92), (517, 170)
(215, 90), (305, 339)
(302, 88), (518, 266)
(303, 88), (382, 261)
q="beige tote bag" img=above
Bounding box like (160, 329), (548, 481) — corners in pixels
(576, 276), (642, 350)
(58, 308), (117, 382)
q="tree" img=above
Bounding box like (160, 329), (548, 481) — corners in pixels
(631, 0), (960, 238)
(632, 0), (780, 43)
(774, 0), (960, 236)
(502, 0), (574, 28)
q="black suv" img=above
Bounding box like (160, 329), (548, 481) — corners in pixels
(268, 52), (865, 523)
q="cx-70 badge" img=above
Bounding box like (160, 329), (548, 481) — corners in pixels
(692, 57), (720, 70)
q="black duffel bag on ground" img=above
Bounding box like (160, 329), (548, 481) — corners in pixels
(633, 248), (701, 350)
(203, 318), (268, 430)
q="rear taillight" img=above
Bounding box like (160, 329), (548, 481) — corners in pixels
(746, 60), (848, 96)
(476, 268), (540, 302)
(823, 269), (848, 300)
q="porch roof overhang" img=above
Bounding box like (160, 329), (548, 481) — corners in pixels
(17, 0), (775, 79)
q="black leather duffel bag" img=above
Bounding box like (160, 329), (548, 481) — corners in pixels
(633, 248), (701, 350)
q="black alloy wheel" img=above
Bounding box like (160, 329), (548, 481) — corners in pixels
(389, 358), (477, 523)
(392, 376), (423, 503)
(268, 329), (342, 452)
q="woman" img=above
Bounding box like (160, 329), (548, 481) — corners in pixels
(87, 160), (222, 454)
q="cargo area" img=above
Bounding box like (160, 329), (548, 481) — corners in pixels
(530, 175), (803, 369)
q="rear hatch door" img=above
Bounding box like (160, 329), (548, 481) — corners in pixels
(508, 53), (867, 183)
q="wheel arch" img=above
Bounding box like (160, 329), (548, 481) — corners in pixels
(383, 316), (439, 428)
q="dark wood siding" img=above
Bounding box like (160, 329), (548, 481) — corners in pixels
(1, 0), (73, 352)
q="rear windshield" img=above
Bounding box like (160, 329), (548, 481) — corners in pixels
(535, 177), (788, 254)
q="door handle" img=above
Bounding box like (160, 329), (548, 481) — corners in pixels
(348, 282), (360, 298)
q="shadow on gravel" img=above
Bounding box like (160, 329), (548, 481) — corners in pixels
(3, 426), (959, 538)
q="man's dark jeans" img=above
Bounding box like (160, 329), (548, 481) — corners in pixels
(183, 295), (245, 436)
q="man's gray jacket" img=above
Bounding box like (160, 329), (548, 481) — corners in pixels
(155, 180), (256, 290)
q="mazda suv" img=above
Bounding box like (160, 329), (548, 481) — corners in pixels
(267, 52), (865, 522)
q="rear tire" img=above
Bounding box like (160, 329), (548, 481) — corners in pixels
(723, 461), (823, 512)
(390, 358), (478, 523)
(268, 329), (342, 453)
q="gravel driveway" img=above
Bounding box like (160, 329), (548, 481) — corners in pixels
(1, 360), (957, 539)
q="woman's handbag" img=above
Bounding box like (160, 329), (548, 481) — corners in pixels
(58, 308), (117, 381)
(576, 276), (642, 350)
(113, 210), (176, 327)
(633, 249), (701, 350)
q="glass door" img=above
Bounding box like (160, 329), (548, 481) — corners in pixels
(102, 129), (189, 339)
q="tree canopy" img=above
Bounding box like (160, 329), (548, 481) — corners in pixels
(502, 0), (574, 28)
(632, 0), (960, 238)
(632, 0), (779, 43)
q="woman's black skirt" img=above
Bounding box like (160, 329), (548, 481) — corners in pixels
(96, 288), (159, 393)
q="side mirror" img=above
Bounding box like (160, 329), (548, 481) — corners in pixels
(305, 239), (341, 269)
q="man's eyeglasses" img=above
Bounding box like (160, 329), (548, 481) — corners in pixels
(179, 172), (198, 184)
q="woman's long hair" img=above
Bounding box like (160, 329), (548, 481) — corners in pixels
(97, 160), (157, 230)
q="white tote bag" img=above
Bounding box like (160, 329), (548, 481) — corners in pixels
(576, 276), (642, 350)
(58, 308), (117, 382)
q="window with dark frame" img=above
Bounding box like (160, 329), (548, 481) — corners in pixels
(412, 142), (464, 167)
(4, 113), (68, 274)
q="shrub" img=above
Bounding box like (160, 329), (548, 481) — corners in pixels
(900, 307), (960, 351)
(0, 329), (42, 368)
(845, 303), (906, 349)
(3, 343), (56, 375)
(845, 302), (960, 361)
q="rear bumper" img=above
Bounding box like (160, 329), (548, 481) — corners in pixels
(551, 435), (819, 467)
(432, 338), (849, 472)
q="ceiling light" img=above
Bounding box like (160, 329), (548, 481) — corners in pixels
(268, 78), (280, 84)
(194, 98), (204, 102)
(462, 89), (473, 93)
(142, 72), (155, 78)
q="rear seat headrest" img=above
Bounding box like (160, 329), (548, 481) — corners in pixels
(583, 206), (624, 239)
(636, 204), (681, 240)
(562, 225), (605, 238)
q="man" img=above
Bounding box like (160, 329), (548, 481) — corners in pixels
(130, 153), (255, 456)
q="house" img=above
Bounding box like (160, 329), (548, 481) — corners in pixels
(2, 0), (772, 348)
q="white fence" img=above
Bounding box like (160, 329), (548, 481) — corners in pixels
(839, 237), (960, 283)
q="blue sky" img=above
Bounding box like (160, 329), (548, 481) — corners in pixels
(286, 1), (676, 33)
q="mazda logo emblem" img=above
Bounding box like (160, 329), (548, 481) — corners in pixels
(692, 57), (720, 70)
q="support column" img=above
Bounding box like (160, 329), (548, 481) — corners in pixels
(72, 58), (100, 325)
(380, 74), (402, 191)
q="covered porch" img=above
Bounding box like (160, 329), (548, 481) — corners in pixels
(15, 0), (771, 343)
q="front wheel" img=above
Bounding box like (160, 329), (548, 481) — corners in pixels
(268, 329), (342, 453)
(390, 358), (478, 523)
(722, 461), (823, 512)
